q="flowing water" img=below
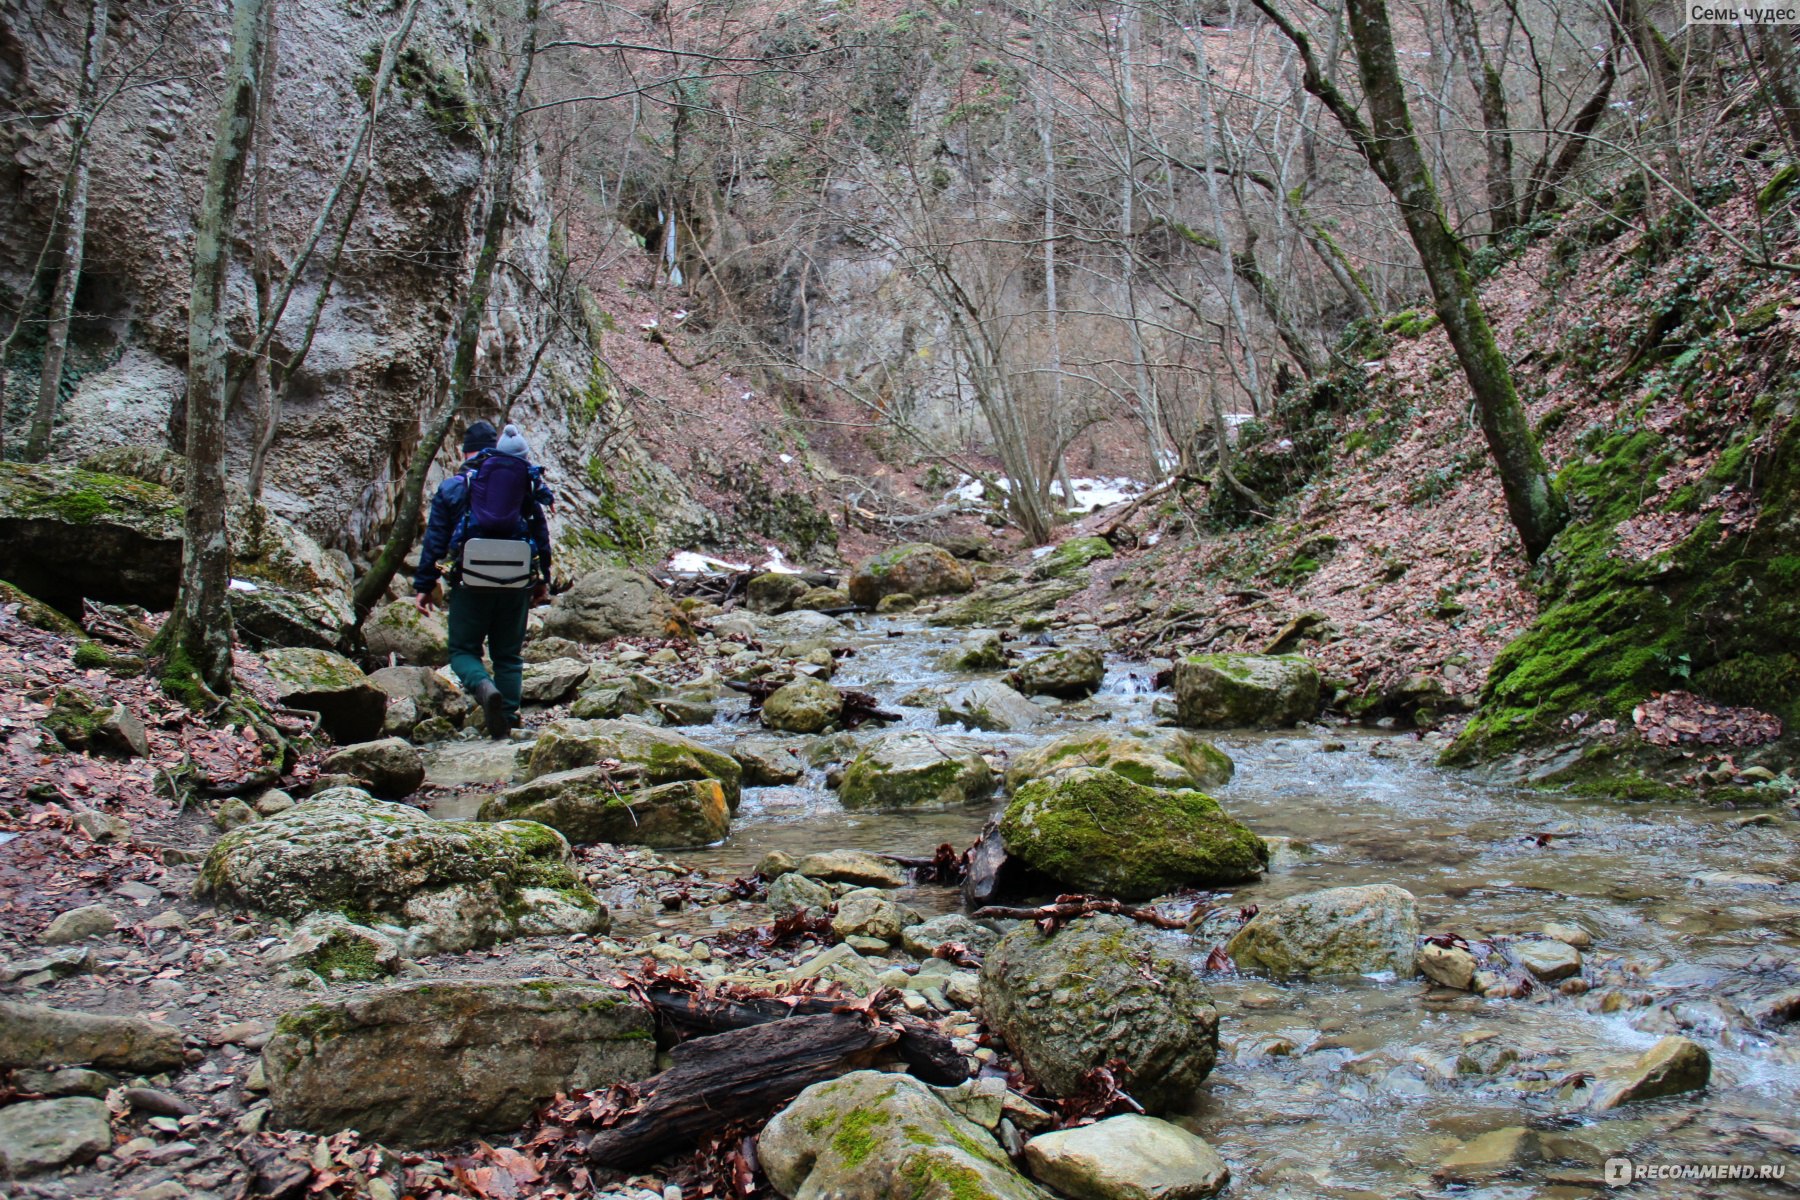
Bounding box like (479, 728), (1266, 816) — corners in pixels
(424, 615), (1800, 1197)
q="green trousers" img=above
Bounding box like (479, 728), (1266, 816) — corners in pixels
(446, 585), (530, 715)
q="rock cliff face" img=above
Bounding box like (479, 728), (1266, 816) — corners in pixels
(0, 0), (706, 570)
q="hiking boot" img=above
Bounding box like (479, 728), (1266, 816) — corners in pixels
(473, 680), (510, 740)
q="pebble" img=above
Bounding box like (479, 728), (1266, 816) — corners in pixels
(1541, 922), (1592, 948)
(115, 881), (162, 904)
(144, 911), (189, 931)
(40, 904), (118, 944)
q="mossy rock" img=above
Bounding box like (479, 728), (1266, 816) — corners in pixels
(525, 718), (742, 810)
(479, 769), (730, 848)
(847, 543), (975, 608)
(761, 675), (844, 733)
(837, 731), (995, 810)
(0, 462), (183, 612)
(999, 768), (1265, 900)
(364, 599), (451, 667)
(1013, 646), (1104, 698)
(197, 788), (606, 953)
(0, 579), (83, 637)
(928, 576), (1081, 628)
(1030, 536), (1114, 581)
(261, 648), (388, 743)
(1173, 653), (1320, 728)
(1005, 730), (1233, 794)
(939, 630), (1007, 672)
(1225, 884), (1418, 978)
(747, 572), (813, 614)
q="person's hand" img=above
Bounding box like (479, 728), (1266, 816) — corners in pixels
(413, 589), (436, 615)
(531, 583), (550, 606)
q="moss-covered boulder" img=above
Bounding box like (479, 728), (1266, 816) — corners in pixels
(0, 462), (183, 611)
(196, 788), (607, 954)
(793, 585), (851, 611)
(1004, 730), (1233, 794)
(980, 915), (1218, 1113)
(759, 1071), (1051, 1200)
(261, 647), (388, 743)
(363, 599), (451, 667)
(540, 566), (689, 643)
(837, 730), (995, 810)
(1030, 536), (1114, 581)
(318, 737), (425, 799)
(1225, 884), (1418, 978)
(999, 768), (1264, 900)
(1173, 653), (1320, 728)
(525, 718), (743, 810)
(747, 571), (812, 614)
(262, 979), (654, 1144)
(940, 630), (1007, 671)
(761, 675), (843, 733)
(1013, 646), (1105, 699)
(847, 543), (975, 609)
(366, 666), (467, 734)
(0, 579), (83, 637)
(478, 769), (729, 848)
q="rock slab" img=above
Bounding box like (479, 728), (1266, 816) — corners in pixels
(0, 1096), (112, 1178)
(0, 1001), (184, 1073)
(263, 978), (655, 1144)
(1226, 884), (1419, 978)
(1024, 1114), (1230, 1200)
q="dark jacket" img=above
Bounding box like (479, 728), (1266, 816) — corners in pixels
(413, 453), (555, 593)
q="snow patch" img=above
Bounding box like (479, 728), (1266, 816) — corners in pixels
(945, 473), (1151, 514)
(759, 547), (802, 575)
(666, 551), (749, 574)
(228, 578), (260, 593)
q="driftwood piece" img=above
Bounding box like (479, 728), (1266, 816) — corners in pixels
(585, 1012), (898, 1168)
(962, 820), (1010, 908)
(973, 895), (1192, 933)
(642, 986), (969, 1086)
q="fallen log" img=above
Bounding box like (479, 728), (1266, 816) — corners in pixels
(585, 1011), (898, 1168)
(641, 985), (969, 1086)
(973, 895), (1192, 933)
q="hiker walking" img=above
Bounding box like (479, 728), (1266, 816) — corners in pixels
(413, 421), (554, 738)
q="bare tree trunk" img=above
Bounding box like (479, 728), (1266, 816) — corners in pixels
(155, 0), (271, 697)
(24, 0), (109, 462)
(246, 0), (279, 498)
(1752, 26), (1800, 157)
(1253, 0), (1567, 560)
(1035, 13), (1075, 508)
(1519, 51), (1615, 223)
(1113, 9), (1167, 467)
(354, 1), (540, 619)
(1445, 0), (1516, 237)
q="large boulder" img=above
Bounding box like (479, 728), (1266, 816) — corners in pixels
(263, 979), (655, 1144)
(1030, 536), (1114, 581)
(520, 657), (591, 705)
(363, 599), (451, 666)
(747, 571), (812, 614)
(539, 567), (688, 643)
(525, 719), (742, 810)
(837, 730), (995, 810)
(981, 916), (1218, 1113)
(0, 462), (183, 612)
(1000, 768), (1264, 900)
(847, 543), (975, 609)
(1173, 653), (1320, 729)
(367, 665), (467, 730)
(760, 1071), (1052, 1200)
(937, 679), (1044, 732)
(761, 676), (843, 734)
(0, 1001), (184, 1073)
(260, 648), (388, 743)
(1225, 885), (1418, 978)
(319, 737), (425, 799)
(196, 788), (607, 954)
(0, 1096), (111, 1178)
(941, 630), (1007, 671)
(1024, 1115), (1230, 1200)
(1005, 730), (1233, 795)
(929, 576), (1082, 628)
(478, 770), (729, 848)
(1014, 647), (1105, 698)
(1589, 1036), (1711, 1111)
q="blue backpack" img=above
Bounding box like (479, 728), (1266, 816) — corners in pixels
(451, 452), (536, 587)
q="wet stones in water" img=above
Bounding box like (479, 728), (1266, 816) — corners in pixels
(1023, 1114), (1230, 1200)
(1013, 647), (1105, 699)
(902, 913), (1000, 958)
(1000, 768), (1264, 901)
(830, 889), (917, 945)
(761, 676), (844, 734)
(1419, 942), (1479, 990)
(526, 719), (742, 810)
(1172, 653), (1321, 729)
(1588, 1035), (1711, 1110)
(938, 679), (1043, 732)
(1004, 730), (1233, 795)
(940, 629), (1008, 671)
(196, 787), (607, 954)
(1513, 939), (1582, 982)
(480, 769), (730, 849)
(768, 872), (834, 918)
(794, 585), (852, 611)
(319, 737), (425, 799)
(261, 647), (389, 743)
(748, 571), (812, 614)
(980, 915), (1218, 1115)
(837, 731), (995, 810)
(795, 849), (906, 888)
(759, 1070), (1051, 1200)
(261, 978), (656, 1144)
(1225, 885), (1419, 978)
(732, 741), (807, 786)
(846, 543), (976, 608)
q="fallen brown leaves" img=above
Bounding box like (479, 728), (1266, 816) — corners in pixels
(1632, 690), (1782, 748)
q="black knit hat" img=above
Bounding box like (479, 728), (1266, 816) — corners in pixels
(462, 420), (499, 455)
